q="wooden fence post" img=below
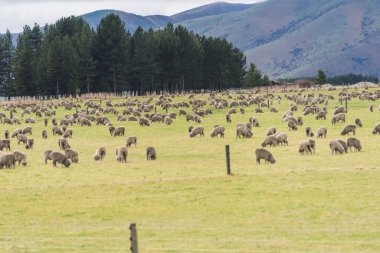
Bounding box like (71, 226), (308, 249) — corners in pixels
(226, 145), (231, 175)
(129, 223), (138, 253)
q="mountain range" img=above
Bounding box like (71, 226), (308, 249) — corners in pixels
(8, 1), (380, 79)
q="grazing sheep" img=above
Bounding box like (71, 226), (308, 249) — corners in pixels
(298, 140), (313, 155)
(11, 128), (22, 138)
(189, 126), (205, 138)
(186, 114), (194, 122)
(52, 118), (57, 126)
(17, 134), (28, 145)
(255, 108), (263, 113)
(0, 140), (10, 151)
(63, 129), (73, 138)
(108, 126), (115, 136)
(337, 140), (348, 153)
(0, 154), (16, 169)
(50, 151), (71, 167)
(44, 118), (48, 127)
(42, 130), (48, 139)
(288, 121), (298, 131)
(225, 114), (232, 123)
(266, 127), (276, 136)
(255, 149), (276, 164)
(370, 105), (374, 112)
(275, 133), (288, 146)
(164, 116), (173, 125)
(25, 139), (34, 149)
(52, 126), (63, 136)
(139, 117), (151, 127)
(331, 113), (345, 125)
(355, 118), (362, 127)
(236, 126), (252, 138)
(4, 130), (9, 139)
(341, 125), (356, 136)
(93, 147), (106, 161)
(210, 126), (225, 138)
(61, 125), (67, 133)
(305, 127), (314, 137)
(188, 126), (194, 133)
(240, 108), (245, 114)
(116, 147), (128, 163)
(126, 136), (137, 147)
(146, 147), (156, 160)
(64, 149), (78, 163)
(128, 116), (138, 121)
(13, 151), (27, 166)
(113, 126), (125, 136)
(44, 150), (53, 164)
(78, 117), (92, 126)
(347, 137), (362, 151)
(227, 108), (237, 114)
(329, 140), (345, 154)
(333, 106), (346, 115)
(297, 117), (303, 126)
(308, 139), (316, 153)
(316, 127), (327, 138)
(249, 117), (259, 127)
(58, 138), (70, 150)
(261, 135), (277, 147)
(315, 111), (327, 120)
(372, 123), (380, 135)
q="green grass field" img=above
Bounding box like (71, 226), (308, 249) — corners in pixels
(1, 88), (380, 252)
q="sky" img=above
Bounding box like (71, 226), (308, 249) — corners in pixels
(0, 0), (265, 33)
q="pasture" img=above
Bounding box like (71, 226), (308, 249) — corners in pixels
(1, 88), (380, 252)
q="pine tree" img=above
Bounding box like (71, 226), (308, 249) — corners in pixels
(316, 69), (327, 84)
(0, 30), (14, 96)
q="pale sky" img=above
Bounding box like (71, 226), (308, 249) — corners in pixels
(0, 0), (265, 33)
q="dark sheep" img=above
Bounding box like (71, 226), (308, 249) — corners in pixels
(261, 135), (277, 148)
(11, 128), (22, 138)
(189, 127), (204, 138)
(249, 117), (259, 127)
(308, 139), (316, 153)
(225, 114), (231, 123)
(146, 147), (156, 160)
(25, 139), (34, 149)
(210, 126), (225, 138)
(275, 133), (288, 146)
(52, 126), (63, 136)
(288, 121), (298, 131)
(44, 118), (48, 127)
(64, 149), (79, 163)
(13, 151), (27, 166)
(93, 147), (106, 161)
(0, 140), (11, 151)
(340, 125), (356, 136)
(188, 126), (194, 133)
(298, 140), (313, 155)
(236, 126), (252, 138)
(63, 129), (73, 138)
(0, 154), (16, 169)
(315, 111), (327, 120)
(266, 127), (276, 136)
(113, 126), (125, 136)
(58, 138), (70, 150)
(139, 117), (151, 127)
(355, 118), (362, 127)
(255, 148), (276, 164)
(17, 134), (28, 145)
(116, 147), (128, 163)
(316, 127), (327, 138)
(108, 126), (115, 136)
(44, 150), (53, 164)
(305, 127), (314, 137)
(347, 137), (362, 151)
(337, 140), (348, 153)
(4, 130), (9, 139)
(42, 130), (48, 139)
(372, 123), (380, 135)
(126, 136), (137, 147)
(329, 140), (345, 155)
(50, 151), (71, 167)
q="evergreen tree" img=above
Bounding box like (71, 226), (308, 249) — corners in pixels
(244, 63), (263, 87)
(0, 30), (14, 96)
(316, 69), (327, 84)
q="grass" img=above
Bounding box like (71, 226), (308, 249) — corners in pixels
(0, 88), (380, 252)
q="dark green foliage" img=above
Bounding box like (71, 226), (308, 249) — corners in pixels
(0, 15), (247, 96)
(244, 63), (269, 87)
(315, 69), (327, 85)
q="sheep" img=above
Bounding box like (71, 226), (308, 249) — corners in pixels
(329, 140), (345, 154)
(288, 121), (298, 131)
(249, 117), (259, 127)
(186, 114), (194, 122)
(333, 106), (346, 115)
(305, 127), (314, 137)
(0, 154), (16, 169)
(275, 133), (288, 146)
(52, 118), (57, 126)
(227, 108), (237, 114)
(63, 129), (73, 138)
(355, 118), (362, 127)
(237, 123), (251, 130)
(108, 126), (115, 136)
(189, 126), (205, 138)
(331, 113), (345, 125)
(44, 118), (48, 127)
(240, 108), (245, 114)
(4, 130), (9, 139)
(25, 139), (34, 149)
(44, 150), (53, 164)
(93, 147), (106, 161)
(347, 137), (362, 151)
(11, 128), (22, 138)
(188, 126), (194, 133)
(50, 151), (71, 168)
(13, 151), (27, 166)
(139, 117), (151, 126)
(236, 126), (252, 138)
(297, 117), (303, 126)
(255, 149), (276, 164)
(255, 108), (263, 113)
(225, 114), (232, 123)
(0, 140), (11, 151)
(370, 105), (374, 112)
(308, 139), (316, 154)
(210, 126), (225, 138)
(128, 116), (138, 121)
(42, 130), (48, 139)
(64, 149), (78, 163)
(298, 140), (313, 155)
(266, 127), (276, 136)
(315, 111), (327, 120)
(61, 125), (67, 133)
(17, 134), (28, 145)
(113, 126), (125, 136)
(316, 127), (327, 138)
(58, 138), (70, 150)
(164, 116), (173, 125)
(146, 147), (156, 160)
(261, 135), (277, 148)
(52, 126), (63, 136)
(341, 125), (356, 136)
(78, 117), (92, 126)
(372, 123), (380, 135)
(126, 136), (137, 147)
(116, 147), (128, 163)
(337, 140), (348, 153)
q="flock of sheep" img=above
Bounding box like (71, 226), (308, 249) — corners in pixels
(0, 87), (379, 169)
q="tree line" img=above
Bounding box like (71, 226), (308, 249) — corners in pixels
(0, 14), (250, 97)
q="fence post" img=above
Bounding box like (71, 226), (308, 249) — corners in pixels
(345, 99), (348, 112)
(225, 145), (231, 175)
(129, 223), (138, 253)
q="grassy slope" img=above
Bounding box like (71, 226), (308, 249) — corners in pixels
(1, 89), (380, 252)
